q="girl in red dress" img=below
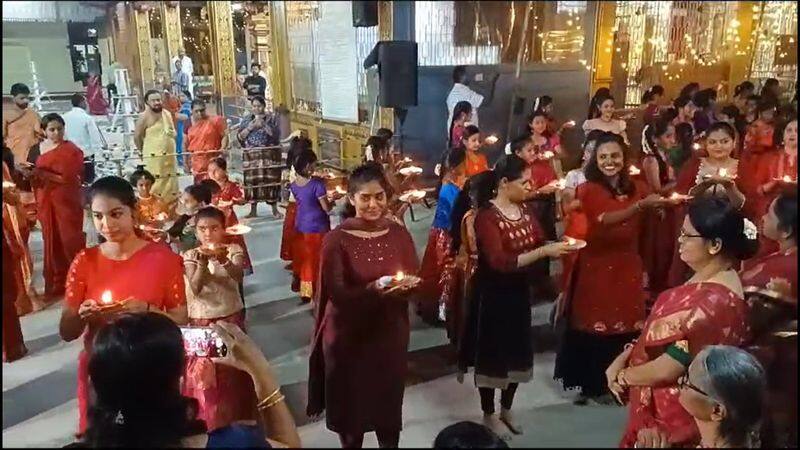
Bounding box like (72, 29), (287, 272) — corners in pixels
(59, 176), (188, 436)
(667, 122), (747, 287)
(554, 132), (664, 405)
(207, 157), (253, 276)
(608, 196), (758, 448)
(280, 136), (314, 269)
(181, 206), (257, 431)
(24, 113), (86, 298)
(449, 101), (472, 149)
(307, 162), (420, 448)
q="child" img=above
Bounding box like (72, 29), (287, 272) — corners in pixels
(180, 206), (257, 431)
(168, 183), (212, 253)
(419, 147), (467, 325)
(207, 157), (253, 276)
(290, 150), (338, 303)
(459, 125), (490, 176)
(281, 135), (313, 270)
(130, 166), (169, 242)
(449, 101), (473, 149)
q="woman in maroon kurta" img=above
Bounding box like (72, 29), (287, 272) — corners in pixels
(27, 114), (86, 297)
(554, 132), (664, 404)
(307, 162), (420, 448)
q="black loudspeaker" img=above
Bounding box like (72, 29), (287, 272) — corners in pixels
(352, 1), (378, 27)
(364, 41), (418, 108)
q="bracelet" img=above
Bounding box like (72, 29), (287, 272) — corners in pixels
(258, 394), (285, 411)
(256, 388), (282, 409)
(616, 369), (629, 387)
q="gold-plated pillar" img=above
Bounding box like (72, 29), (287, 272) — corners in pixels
(162, 2), (183, 62)
(590, 1), (616, 95)
(728, 1), (757, 91)
(208, 1), (237, 97)
(268, 1), (292, 108)
(378, 1), (393, 131)
(134, 8), (155, 90)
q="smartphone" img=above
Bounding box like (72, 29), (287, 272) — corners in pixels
(180, 326), (228, 358)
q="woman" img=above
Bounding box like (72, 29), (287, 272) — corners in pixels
(752, 118), (796, 222)
(587, 88), (611, 120)
(419, 148), (467, 324)
(289, 151), (338, 303)
(692, 89), (717, 136)
(3, 180), (27, 362)
(71, 313), (300, 448)
(449, 101), (473, 149)
(583, 95), (629, 145)
(671, 96), (698, 130)
(207, 158), (253, 276)
(532, 95), (575, 135)
(641, 85), (665, 125)
(608, 196), (758, 447)
(678, 346), (766, 449)
(307, 162), (420, 448)
(741, 193), (797, 448)
(732, 81), (755, 113)
(740, 100), (778, 203)
(237, 96), (283, 219)
(23, 113), (85, 298)
(640, 119), (682, 297)
(554, 132), (664, 405)
(85, 73), (108, 116)
(458, 155), (574, 439)
(668, 122), (747, 287)
(459, 125), (490, 177)
(59, 176), (189, 436)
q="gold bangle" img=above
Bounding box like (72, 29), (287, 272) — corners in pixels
(256, 388), (281, 409)
(258, 394), (285, 411)
(616, 369), (629, 387)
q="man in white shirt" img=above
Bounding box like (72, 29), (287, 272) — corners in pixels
(445, 66), (499, 134)
(170, 48), (194, 96)
(63, 93), (103, 182)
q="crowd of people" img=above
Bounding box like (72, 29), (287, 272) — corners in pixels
(1, 65), (797, 449)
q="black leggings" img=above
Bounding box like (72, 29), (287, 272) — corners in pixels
(479, 383), (518, 414)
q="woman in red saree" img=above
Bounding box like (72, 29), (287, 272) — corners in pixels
(607, 196), (758, 448)
(554, 132), (664, 405)
(85, 74), (109, 116)
(307, 163), (420, 448)
(3, 181), (27, 362)
(667, 122), (747, 287)
(59, 176), (187, 436)
(207, 157), (253, 275)
(26, 114), (86, 298)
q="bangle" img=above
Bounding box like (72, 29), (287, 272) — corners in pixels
(256, 388), (282, 409)
(258, 394), (285, 411)
(616, 369), (629, 387)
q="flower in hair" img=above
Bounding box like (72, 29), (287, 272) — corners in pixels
(641, 125), (653, 155)
(743, 218), (758, 240)
(364, 145), (374, 162)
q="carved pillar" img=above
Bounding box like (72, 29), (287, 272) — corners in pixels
(162, 1), (183, 62)
(208, 1), (237, 97)
(268, 1), (292, 108)
(378, 1), (393, 131)
(134, 7), (155, 91)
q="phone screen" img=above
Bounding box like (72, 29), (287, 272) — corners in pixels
(180, 327), (227, 358)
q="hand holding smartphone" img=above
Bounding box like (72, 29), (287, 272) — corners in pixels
(180, 326), (228, 358)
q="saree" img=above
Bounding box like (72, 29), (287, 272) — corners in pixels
(2, 162), (36, 314)
(187, 116), (226, 182)
(2, 204), (27, 362)
(85, 75), (108, 116)
(33, 141), (86, 296)
(142, 110), (179, 203)
(619, 281), (751, 447)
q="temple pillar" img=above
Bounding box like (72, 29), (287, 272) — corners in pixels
(208, 1), (237, 97)
(162, 1), (183, 62)
(133, 6), (155, 91)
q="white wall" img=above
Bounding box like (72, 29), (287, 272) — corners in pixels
(3, 21), (82, 94)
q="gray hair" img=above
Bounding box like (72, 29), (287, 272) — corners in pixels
(695, 345), (766, 448)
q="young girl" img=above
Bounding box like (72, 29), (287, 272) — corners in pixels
(181, 206), (257, 431)
(129, 166), (169, 242)
(290, 150), (337, 303)
(168, 183), (212, 253)
(583, 95), (629, 145)
(532, 95), (575, 135)
(459, 125), (490, 177)
(207, 157), (253, 276)
(280, 135), (313, 269)
(641, 85), (665, 125)
(671, 96), (698, 130)
(419, 147), (467, 325)
(740, 99), (778, 201)
(449, 101), (473, 149)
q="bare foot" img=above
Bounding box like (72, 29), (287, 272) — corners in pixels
(500, 408), (523, 435)
(483, 414), (512, 441)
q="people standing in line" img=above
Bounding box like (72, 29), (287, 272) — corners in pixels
(59, 176), (188, 437)
(134, 90), (179, 204)
(554, 132), (663, 405)
(583, 95), (629, 145)
(185, 99), (228, 183)
(171, 47), (195, 96)
(308, 162), (420, 448)
(289, 150), (339, 303)
(445, 66), (499, 136)
(207, 157), (253, 277)
(18, 114), (86, 299)
(181, 206), (257, 432)
(458, 154), (576, 440)
(237, 95), (283, 219)
(243, 63), (267, 100)
(610, 196), (757, 448)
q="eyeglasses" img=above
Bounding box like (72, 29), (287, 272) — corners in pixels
(678, 374), (709, 397)
(679, 229), (704, 239)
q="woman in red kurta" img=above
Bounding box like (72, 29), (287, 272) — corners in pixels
(207, 157), (253, 275)
(307, 163), (419, 448)
(667, 122), (747, 287)
(3, 183), (27, 362)
(554, 132), (664, 404)
(608, 196), (757, 448)
(26, 114), (86, 297)
(59, 176), (188, 437)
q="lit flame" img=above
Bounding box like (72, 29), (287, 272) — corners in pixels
(542, 150), (555, 159)
(692, 143), (701, 150)
(2, 181), (16, 189)
(566, 237), (577, 246)
(718, 168), (728, 177)
(157, 212), (169, 221)
(335, 185), (346, 194)
(629, 165), (641, 176)
(395, 271), (405, 282)
(566, 120), (576, 126)
(101, 290), (113, 304)
(783, 175), (794, 182)
(485, 135), (499, 144)
(225, 224), (252, 235)
(399, 166), (423, 176)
